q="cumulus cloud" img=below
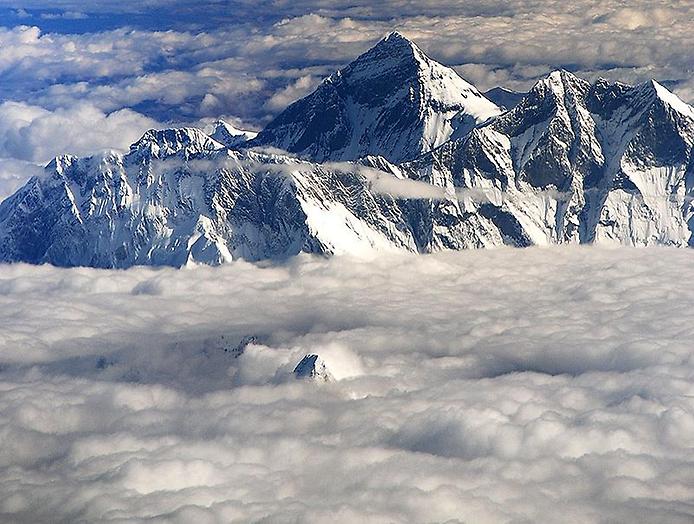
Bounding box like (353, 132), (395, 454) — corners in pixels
(0, 247), (693, 522)
(0, 25), (179, 79)
(0, 100), (160, 192)
(263, 74), (321, 111)
(0, 157), (44, 200)
(0, 0), (690, 140)
(0, 101), (159, 163)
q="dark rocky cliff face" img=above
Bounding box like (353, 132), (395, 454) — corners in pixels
(249, 31), (500, 163)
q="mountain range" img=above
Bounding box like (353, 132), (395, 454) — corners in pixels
(1, 32), (693, 268)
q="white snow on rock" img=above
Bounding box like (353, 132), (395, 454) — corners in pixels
(293, 354), (334, 382)
(250, 31), (501, 163)
(0, 40), (693, 268)
(208, 119), (258, 149)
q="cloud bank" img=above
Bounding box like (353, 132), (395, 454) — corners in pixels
(0, 247), (693, 522)
(0, 101), (159, 163)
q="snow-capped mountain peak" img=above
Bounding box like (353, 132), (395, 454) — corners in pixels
(342, 30), (428, 76)
(249, 33), (500, 163)
(209, 120), (258, 149)
(531, 69), (590, 103)
(130, 127), (225, 160)
(0, 35), (693, 269)
(410, 72), (694, 247)
(365, 30), (418, 56)
(380, 30), (413, 45)
(293, 354), (334, 382)
(648, 80), (694, 120)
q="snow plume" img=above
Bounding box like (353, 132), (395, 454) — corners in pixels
(356, 166), (449, 200)
(153, 155), (452, 201)
(325, 162), (450, 200)
(0, 246), (693, 522)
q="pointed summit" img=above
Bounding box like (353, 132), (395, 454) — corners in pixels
(208, 120), (258, 149)
(249, 34), (500, 163)
(365, 30), (420, 58)
(293, 354), (334, 382)
(546, 69), (579, 81)
(383, 30), (409, 41)
(378, 30), (415, 47)
(534, 69), (590, 99)
(337, 31), (431, 86)
(494, 69), (591, 139)
(645, 79), (694, 119)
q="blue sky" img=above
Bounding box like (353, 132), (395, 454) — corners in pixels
(0, 0), (691, 195)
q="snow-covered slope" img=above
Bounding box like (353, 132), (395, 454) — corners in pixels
(293, 354), (334, 382)
(0, 127), (480, 267)
(249, 31), (501, 163)
(405, 70), (694, 248)
(208, 120), (257, 149)
(0, 37), (693, 268)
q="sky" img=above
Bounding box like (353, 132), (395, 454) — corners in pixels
(1, 246), (693, 522)
(0, 0), (692, 199)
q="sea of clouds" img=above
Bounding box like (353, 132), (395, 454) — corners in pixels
(1, 246), (693, 523)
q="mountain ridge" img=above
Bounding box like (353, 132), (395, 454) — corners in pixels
(0, 33), (693, 268)
(248, 31), (501, 163)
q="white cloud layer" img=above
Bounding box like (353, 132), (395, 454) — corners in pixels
(0, 101), (160, 163)
(0, 247), (693, 522)
(0, 1), (691, 127)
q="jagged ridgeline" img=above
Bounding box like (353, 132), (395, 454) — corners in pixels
(0, 32), (693, 268)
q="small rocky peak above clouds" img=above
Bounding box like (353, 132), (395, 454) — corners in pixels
(293, 354), (334, 382)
